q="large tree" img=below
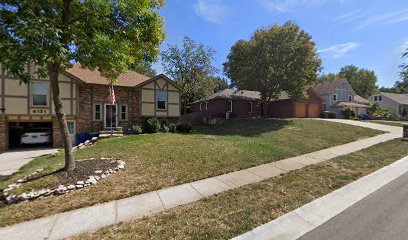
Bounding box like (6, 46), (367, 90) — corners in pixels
(338, 65), (378, 98)
(224, 21), (321, 115)
(0, 0), (165, 171)
(130, 61), (157, 77)
(161, 36), (220, 113)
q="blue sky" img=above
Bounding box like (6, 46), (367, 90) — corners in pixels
(152, 0), (408, 87)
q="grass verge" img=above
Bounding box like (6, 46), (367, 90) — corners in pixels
(0, 119), (381, 226)
(72, 139), (408, 240)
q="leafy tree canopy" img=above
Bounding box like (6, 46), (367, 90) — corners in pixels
(161, 36), (223, 113)
(224, 21), (322, 101)
(319, 65), (378, 98)
(0, 0), (165, 170)
(338, 65), (378, 98)
(129, 61), (157, 77)
(0, 0), (165, 82)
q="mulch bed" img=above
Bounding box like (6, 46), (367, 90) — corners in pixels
(54, 158), (118, 185)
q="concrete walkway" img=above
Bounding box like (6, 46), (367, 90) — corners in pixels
(0, 148), (58, 177)
(0, 120), (402, 240)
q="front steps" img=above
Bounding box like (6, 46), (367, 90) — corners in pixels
(99, 127), (124, 138)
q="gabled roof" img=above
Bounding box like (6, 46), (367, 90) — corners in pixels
(380, 92), (408, 105)
(194, 89), (307, 103)
(354, 94), (370, 104)
(313, 78), (349, 95)
(135, 74), (185, 92)
(194, 89), (261, 103)
(64, 64), (151, 87)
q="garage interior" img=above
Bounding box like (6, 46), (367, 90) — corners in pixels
(8, 122), (53, 149)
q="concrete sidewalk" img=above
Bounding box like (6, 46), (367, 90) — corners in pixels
(0, 120), (402, 240)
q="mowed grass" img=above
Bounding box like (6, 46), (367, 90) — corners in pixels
(73, 139), (408, 240)
(365, 120), (407, 127)
(0, 119), (381, 226)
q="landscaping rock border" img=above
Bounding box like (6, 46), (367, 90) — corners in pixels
(72, 136), (99, 151)
(2, 158), (126, 204)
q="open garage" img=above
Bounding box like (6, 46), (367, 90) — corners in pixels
(8, 121), (53, 149)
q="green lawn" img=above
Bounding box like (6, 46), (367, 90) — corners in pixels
(73, 139), (408, 240)
(0, 119), (381, 226)
(365, 120), (407, 127)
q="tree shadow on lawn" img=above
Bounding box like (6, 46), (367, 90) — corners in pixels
(192, 118), (292, 137)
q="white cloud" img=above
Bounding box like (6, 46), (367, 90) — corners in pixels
(357, 9), (408, 29)
(257, 0), (346, 12)
(335, 10), (365, 22)
(318, 42), (360, 58)
(193, 0), (229, 24)
(335, 8), (408, 29)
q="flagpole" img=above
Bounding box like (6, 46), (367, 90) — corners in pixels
(110, 83), (113, 137)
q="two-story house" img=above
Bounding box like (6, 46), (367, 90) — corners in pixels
(0, 64), (183, 151)
(313, 78), (369, 118)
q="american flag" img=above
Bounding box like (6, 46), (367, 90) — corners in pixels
(108, 84), (116, 104)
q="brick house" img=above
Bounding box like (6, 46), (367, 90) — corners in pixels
(0, 64), (183, 151)
(192, 88), (323, 120)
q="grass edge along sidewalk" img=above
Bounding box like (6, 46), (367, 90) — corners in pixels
(74, 139), (408, 240)
(0, 119), (383, 226)
(0, 123), (400, 240)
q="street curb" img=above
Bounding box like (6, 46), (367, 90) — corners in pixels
(231, 155), (408, 240)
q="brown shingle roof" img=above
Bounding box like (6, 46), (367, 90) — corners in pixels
(381, 92), (408, 105)
(65, 64), (150, 87)
(313, 78), (347, 95)
(194, 89), (293, 103)
(354, 94), (370, 104)
(194, 89), (261, 103)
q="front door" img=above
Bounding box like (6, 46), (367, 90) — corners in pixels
(104, 104), (118, 129)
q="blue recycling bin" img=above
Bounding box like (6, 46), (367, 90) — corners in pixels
(363, 114), (370, 120)
(76, 133), (87, 145)
(88, 133), (99, 139)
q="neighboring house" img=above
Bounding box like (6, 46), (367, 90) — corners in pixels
(313, 78), (369, 118)
(191, 88), (322, 121)
(368, 92), (408, 117)
(0, 64), (183, 151)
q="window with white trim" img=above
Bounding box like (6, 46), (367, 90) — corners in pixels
(205, 102), (208, 110)
(120, 104), (128, 120)
(249, 102), (253, 113)
(378, 96), (382, 101)
(93, 104), (102, 121)
(67, 121), (75, 134)
(374, 96), (378, 102)
(332, 94), (337, 101)
(31, 81), (49, 106)
(156, 91), (167, 110)
(226, 100), (232, 112)
(199, 102), (203, 110)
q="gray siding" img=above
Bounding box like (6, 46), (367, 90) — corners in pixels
(368, 94), (401, 114)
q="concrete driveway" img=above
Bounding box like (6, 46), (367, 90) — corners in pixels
(0, 148), (58, 177)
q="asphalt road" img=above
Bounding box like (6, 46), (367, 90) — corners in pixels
(298, 171), (408, 240)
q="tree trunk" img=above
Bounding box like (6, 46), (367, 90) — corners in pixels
(262, 100), (269, 118)
(48, 63), (75, 171)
